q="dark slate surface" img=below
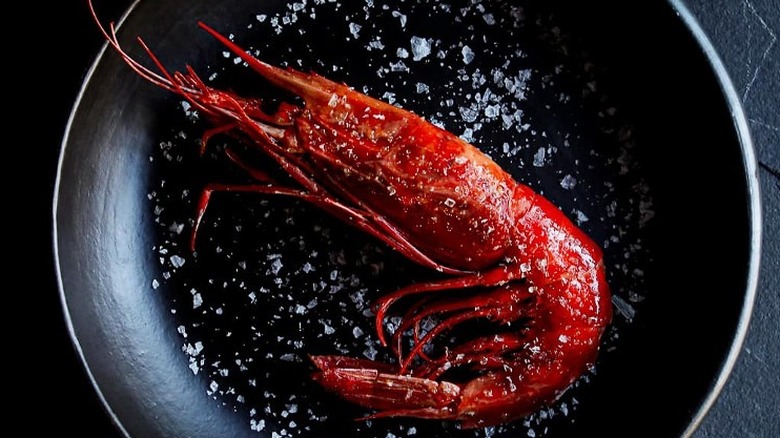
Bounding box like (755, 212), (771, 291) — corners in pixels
(684, 1), (779, 437)
(30, 0), (777, 436)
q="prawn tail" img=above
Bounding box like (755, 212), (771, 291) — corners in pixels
(310, 355), (461, 421)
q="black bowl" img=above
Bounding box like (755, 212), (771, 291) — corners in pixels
(54, 1), (760, 437)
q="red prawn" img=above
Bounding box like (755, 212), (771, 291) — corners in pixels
(91, 2), (611, 429)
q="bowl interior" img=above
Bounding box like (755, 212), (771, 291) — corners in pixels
(56, 1), (755, 437)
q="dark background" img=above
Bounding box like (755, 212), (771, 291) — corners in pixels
(21, 0), (777, 436)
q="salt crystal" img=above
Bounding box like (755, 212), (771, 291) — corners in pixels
(483, 13), (496, 25)
(612, 295), (636, 321)
(363, 345), (378, 360)
(348, 22), (362, 38)
(350, 289), (366, 305)
(368, 39), (385, 50)
(461, 128), (475, 143)
(183, 343), (200, 358)
(560, 174), (577, 189)
(502, 113), (514, 128)
(168, 222), (184, 234)
(382, 91), (397, 104)
(459, 106), (478, 123)
(250, 419), (265, 431)
(472, 70), (487, 87)
(532, 147), (545, 167)
(410, 36), (431, 61)
(513, 108), (524, 123)
(170, 255), (185, 268)
(193, 292), (203, 309)
(484, 104), (500, 118)
(461, 45), (475, 64)
(390, 60), (409, 72)
(391, 11), (407, 27)
(415, 82), (429, 94)
(270, 258), (283, 275)
(151, 279), (160, 289)
(574, 210), (589, 224)
(353, 327), (364, 338)
(321, 320), (335, 335)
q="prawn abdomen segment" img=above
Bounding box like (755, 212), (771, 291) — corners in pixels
(512, 196), (612, 329)
(295, 113), (519, 270)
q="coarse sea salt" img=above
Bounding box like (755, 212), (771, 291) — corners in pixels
(560, 174), (577, 189)
(533, 147), (546, 167)
(170, 254), (186, 268)
(461, 45), (475, 64)
(391, 10), (407, 28)
(348, 22), (362, 38)
(410, 36), (431, 61)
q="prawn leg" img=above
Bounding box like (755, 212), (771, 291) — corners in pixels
(191, 179), (464, 275)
